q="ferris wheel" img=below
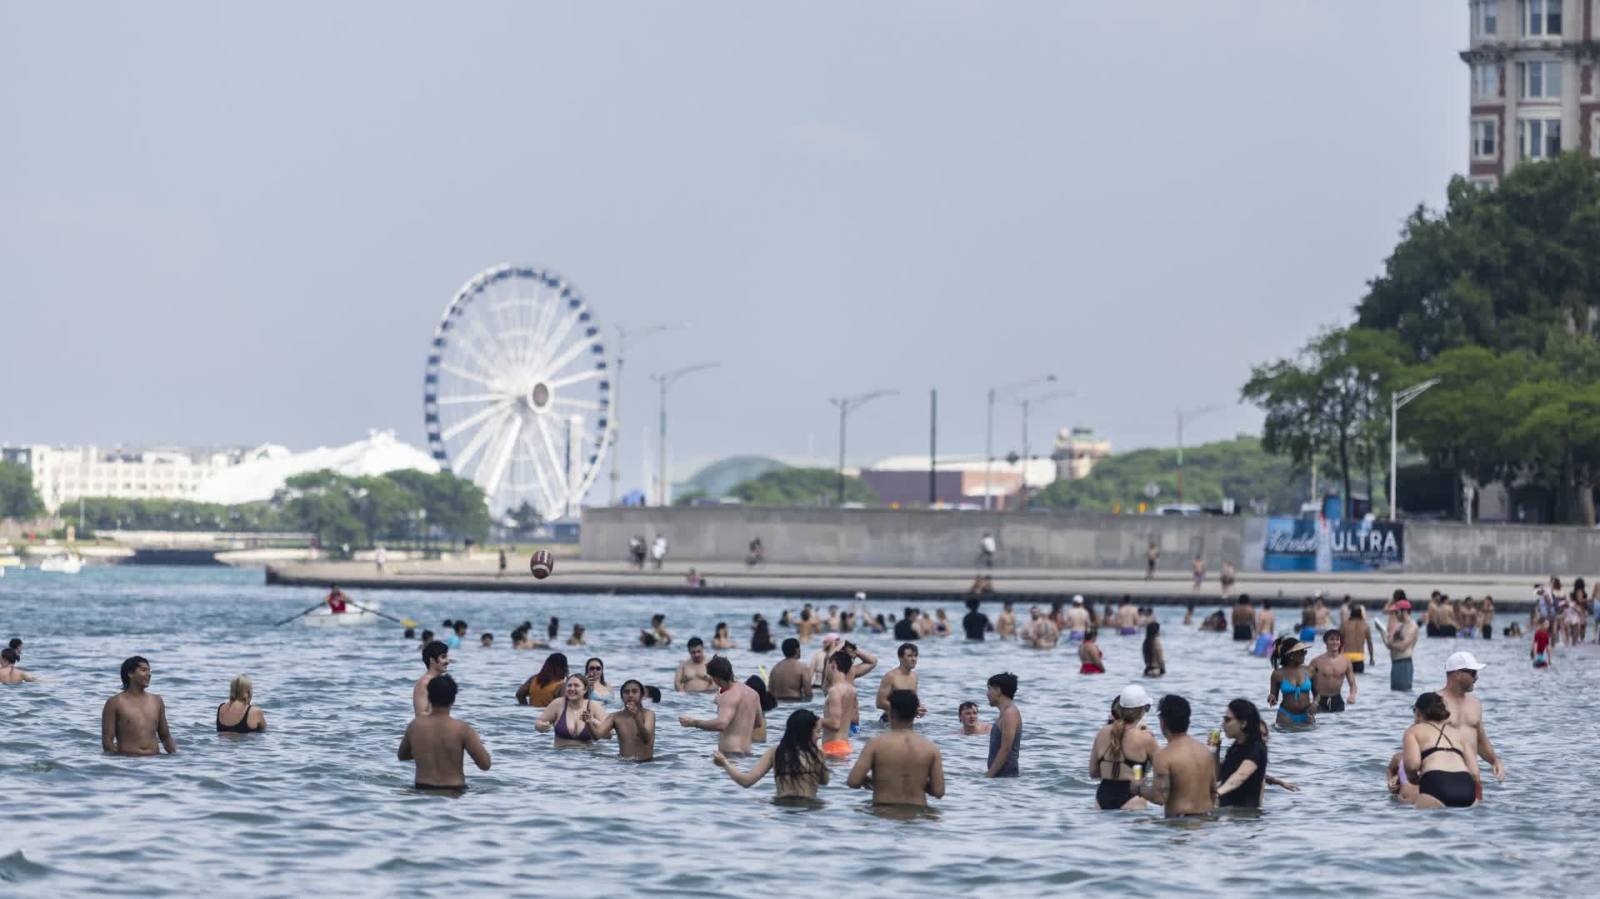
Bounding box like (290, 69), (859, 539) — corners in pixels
(423, 264), (613, 522)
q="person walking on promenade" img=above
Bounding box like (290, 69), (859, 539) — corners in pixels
(977, 532), (997, 569)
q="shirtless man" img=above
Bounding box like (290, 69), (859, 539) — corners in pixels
(679, 656), (760, 754)
(0, 646), (39, 684)
(1114, 597), (1139, 636)
(1438, 651), (1506, 784)
(589, 679), (656, 761)
(675, 638), (715, 693)
(796, 607), (819, 644)
(1064, 597), (1091, 641)
(995, 601), (1017, 640)
(1230, 596), (1254, 642)
(819, 641), (878, 696)
(768, 638), (813, 702)
(398, 674), (490, 790)
(1255, 600), (1276, 640)
(1340, 604), (1376, 673)
(820, 652), (861, 759)
(1135, 694), (1216, 818)
(875, 643), (926, 719)
(809, 633), (841, 688)
(846, 689), (945, 807)
(956, 701), (991, 735)
(1309, 630), (1358, 711)
(414, 641), (450, 717)
(101, 656), (177, 756)
(1021, 607), (1060, 649)
(1376, 597), (1419, 691)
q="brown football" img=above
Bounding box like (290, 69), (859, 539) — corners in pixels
(530, 550), (554, 579)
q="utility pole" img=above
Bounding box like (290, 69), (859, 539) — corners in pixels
(1389, 378), (1439, 521)
(829, 389), (897, 505)
(1175, 404), (1221, 505)
(985, 374), (1056, 511)
(929, 389), (937, 506)
(1016, 389), (1071, 509)
(610, 323), (682, 504)
(650, 362), (719, 507)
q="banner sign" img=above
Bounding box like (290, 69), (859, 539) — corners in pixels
(1261, 517), (1404, 572)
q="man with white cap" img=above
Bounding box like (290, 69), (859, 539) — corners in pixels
(1439, 650), (1505, 785)
(1064, 596), (1091, 642)
(1376, 590), (1419, 691)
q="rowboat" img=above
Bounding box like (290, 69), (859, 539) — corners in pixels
(39, 554), (84, 574)
(301, 603), (381, 627)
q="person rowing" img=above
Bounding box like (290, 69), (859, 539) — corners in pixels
(325, 585), (348, 614)
(712, 708), (831, 800)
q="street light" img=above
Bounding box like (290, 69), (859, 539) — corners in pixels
(1389, 378), (1439, 521)
(611, 323), (685, 504)
(650, 362), (719, 506)
(829, 389), (897, 505)
(1015, 388), (1073, 508)
(986, 373), (1056, 511)
(1175, 404), (1221, 505)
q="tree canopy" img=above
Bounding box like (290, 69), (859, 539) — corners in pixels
(729, 467), (879, 507)
(1029, 436), (1307, 514)
(0, 460), (45, 520)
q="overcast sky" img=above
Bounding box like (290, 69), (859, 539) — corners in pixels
(0, 2), (1465, 493)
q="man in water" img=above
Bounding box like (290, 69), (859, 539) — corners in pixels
(875, 643), (926, 719)
(1231, 595), (1254, 641)
(1135, 694), (1216, 817)
(984, 672), (1022, 778)
(0, 647), (39, 684)
(820, 652), (861, 758)
(1064, 596), (1091, 641)
(679, 656), (760, 755)
(414, 641), (450, 717)
(1113, 596), (1139, 635)
(956, 701), (991, 735)
(589, 679), (656, 761)
(101, 656), (177, 756)
(961, 599), (991, 640)
(1309, 630), (1357, 711)
(846, 689), (945, 807)
(809, 633), (842, 688)
(996, 601), (1017, 640)
(1439, 651), (1506, 784)
(892, 609), (919, 641)
(480, 633), (493, 648)
(768, 638), (813, 701)
(398, 674), (490, 790)
(1340, 603), (1375, 673)
(1021, 607), (1060, 649)
(1376, 596), (1419, 691)
(325, 585), (348, 614)
(675, 637), (715, 693)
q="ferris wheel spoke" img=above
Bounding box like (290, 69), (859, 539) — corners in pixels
(550, 395), (601, 412)
(452, 327), (512, 386)
(533, 305), (585, 368)
(436, 392), (510, 406)
(519, 429), (562, 515)
(451, 406), (511, 474)
(534, 414), (572, 494)
(539, 332), (595, 382)
(461, 313), (517, 377)
(441, 398), (513, 442)
(440, 362), (501, 392)
(547, 369), (603, 391)
(479, 412), (524, 505)
(525, 287), (563, 368)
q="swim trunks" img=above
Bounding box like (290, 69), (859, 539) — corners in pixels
(1252, 634), (1274, 656)
(1232, 624), (1252, 641)
(1068, 630), (1085, 642)
(822, 739), (851, 758)
(1080, 663), (1105, 675)
(1316, 694), (1345, 713)
(1118, 627), (1137, 636)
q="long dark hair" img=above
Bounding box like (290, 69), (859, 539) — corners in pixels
(532, 652), (569, 687)
(585, 657), (606, 685)
(751, 618), (775, 652)
(1227, 698), (1267, 748)
(745, 675), (777, 712)
(774, 709), (824, 778)
(1142, 621), (1161, 669)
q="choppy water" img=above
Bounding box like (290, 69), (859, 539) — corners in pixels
(1, 566), (1596, 896)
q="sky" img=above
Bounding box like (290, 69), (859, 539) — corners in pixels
(0, 2), (1467, 496)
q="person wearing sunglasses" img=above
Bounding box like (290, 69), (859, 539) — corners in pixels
(1214, 699), (1298, 809)
(1437, 651), (1504, 786)
(584, 657), (611, 702)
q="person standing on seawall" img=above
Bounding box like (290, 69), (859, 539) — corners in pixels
(1375, 594), (1419, 692)
(1145, 541), (1159, 580)
(977, 532), (997, 569)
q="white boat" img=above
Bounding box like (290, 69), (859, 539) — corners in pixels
(38, 554), (84, 574)
(301, 602), (382, 627)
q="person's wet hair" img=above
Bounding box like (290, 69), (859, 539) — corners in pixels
(958, 701), (978, 714)
(420, 630), (434, 643)
(782, 637), (800, 658)
(1414, 692), (1450, 722)
(422, 641), (449, 668)
(966, 598), (980, 611)
(898, 643), (918, 659)
(620, 678), (644, 698)
(1158, 694), (1191, 733)
(532, 652), (569, 687)
(1323, 629), (1341, 643)
(706, 655), (734, 683)
(687, 637), (704, 650)
(403, 627), (416, 639)
(120, 655), (148, 689)
(831, 650), (853, 674)
(987, 671), (1018, 699)
(644, 685), (663, 703)
(775, 709), (824, 778)
(454, 621), (468, 634)
(745, 675), (777, 712)
(888, 689), (919, 722)
(547, 617), (560, 639)
(1227, 698), (1265, 746)
(1, 647), (18, 664)
(427, 674), (458, 709)
(585, 657), (606, 684)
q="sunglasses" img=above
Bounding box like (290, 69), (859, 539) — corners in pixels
(1221, 714), (1236, 723)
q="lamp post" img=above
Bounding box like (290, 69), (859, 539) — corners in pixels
(1015, 389), (1072, 508)
(1389, 378), (1439, 521)
(650, 362), (719, 507)
(611, 323), (683, 504)
(1175, 404), (1221, 505)
(829, 389), (897, 505)
(985, 373), (1056, 511)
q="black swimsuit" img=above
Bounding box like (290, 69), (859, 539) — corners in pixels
(1094, 750), (1149, 810)
(1416, 725), (1475, 808)
(216, 703), (263, 734)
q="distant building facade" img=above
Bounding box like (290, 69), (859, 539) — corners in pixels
(1461, 0), (1600, 187)
(2, 445), (246, 512)
(1051, 427), (1112, 481)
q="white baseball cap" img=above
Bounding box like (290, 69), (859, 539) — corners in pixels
(1118, 684), (1153, 708)
(1445, 651), (1487, 672)
(1072, 595), (1084, 605)
(854, 591), (866, 601)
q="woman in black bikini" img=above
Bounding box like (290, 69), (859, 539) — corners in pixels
(1088, 686), (1158, 810)
(216, 675), (266, 734)
(534, 675), (607, 748)
(1403, 692), (1479, 809)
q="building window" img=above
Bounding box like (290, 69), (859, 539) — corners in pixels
(1524, 0), (1561, 36)
(1474, 0), (1499, 35)
(1519, 60), (1562, 99)
(1473, 119), (1498, 158)
(1519, 117), (1562, 160)
(1472, 62), (1501, 98)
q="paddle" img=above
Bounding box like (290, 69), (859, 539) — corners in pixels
(347, 601), (408, 625)
(275, 601), (331, 626)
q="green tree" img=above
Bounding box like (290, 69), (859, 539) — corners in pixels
(1400, 345), (1529, 518)
(1030, 436), (1308, 514)
(0, 461), (46, 520)
(730, 468), (879, 507)
(506, 500), (543, 533)
(385, 470), (491, 541)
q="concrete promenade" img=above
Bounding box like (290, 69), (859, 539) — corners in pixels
(265, 558), (1550, 610)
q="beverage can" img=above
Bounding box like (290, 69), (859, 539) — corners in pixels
(1132, 764), (1144, 782)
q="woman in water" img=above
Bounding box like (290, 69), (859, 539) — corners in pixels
(1141, 622), (1165, 677)
(1087, 687), (1158, 810)
(535, 674), (608, 748)
(745, 675), (778, 742)
(216, 674), (267, 734)
(1267, 640), (1315, 728)
(567, 624), (586, 646)
(712, 709), (831, 800)
(1214, 699), (1297, 808)
(516, 652), (569, 707)
(1403, 692), (1479, 809)
(932, 608), (952, 637)
(750, 616), (776, 653)
(584, 657), (612, 701)
(712, 622), (735, 650)
(1078, 629), (1105, 674)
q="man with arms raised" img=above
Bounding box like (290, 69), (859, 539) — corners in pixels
(1309, 630), (1357, 712)
(847, 689), (945, 807)
(414, 640), (450, 717)
(1134, 694), (1215, 818)
(101, 656), (177, 756)
(399, 674), (490, 790)
(768, 638), (813, 702)
(675, 637), (716, 693)
(875, 643), (926, 720)
(588, 678), (656, 761)
(679, 656), (760, 754)
(820, 651), (860, 759)
(1438, 651), (1506, 786)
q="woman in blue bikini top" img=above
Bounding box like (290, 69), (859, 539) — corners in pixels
(1267, 639), (1316, 727)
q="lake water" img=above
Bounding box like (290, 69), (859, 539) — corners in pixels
(1, 566), (1595, 896)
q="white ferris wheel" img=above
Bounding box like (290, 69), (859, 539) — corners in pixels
(423, 264), (614, 522)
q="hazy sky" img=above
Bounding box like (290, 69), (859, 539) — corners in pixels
(0, 2), (1465, 493)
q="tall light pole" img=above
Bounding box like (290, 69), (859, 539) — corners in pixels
(1015, 389), (1072, 508)
(829, 389), (897, 505)
(651, 362), (719, 507)
(986, 373), (1056, 511)
(1389, 378), (1439, 521)
(1175, 404), (1221, 505)
(610, 323), (683, 504)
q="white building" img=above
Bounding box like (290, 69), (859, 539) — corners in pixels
(193, 430), (439, 505)
(1, 444), (244, 512)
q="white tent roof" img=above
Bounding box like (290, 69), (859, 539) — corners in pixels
(194, 430), (439, 504)
(867, 454), (1057, 488)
